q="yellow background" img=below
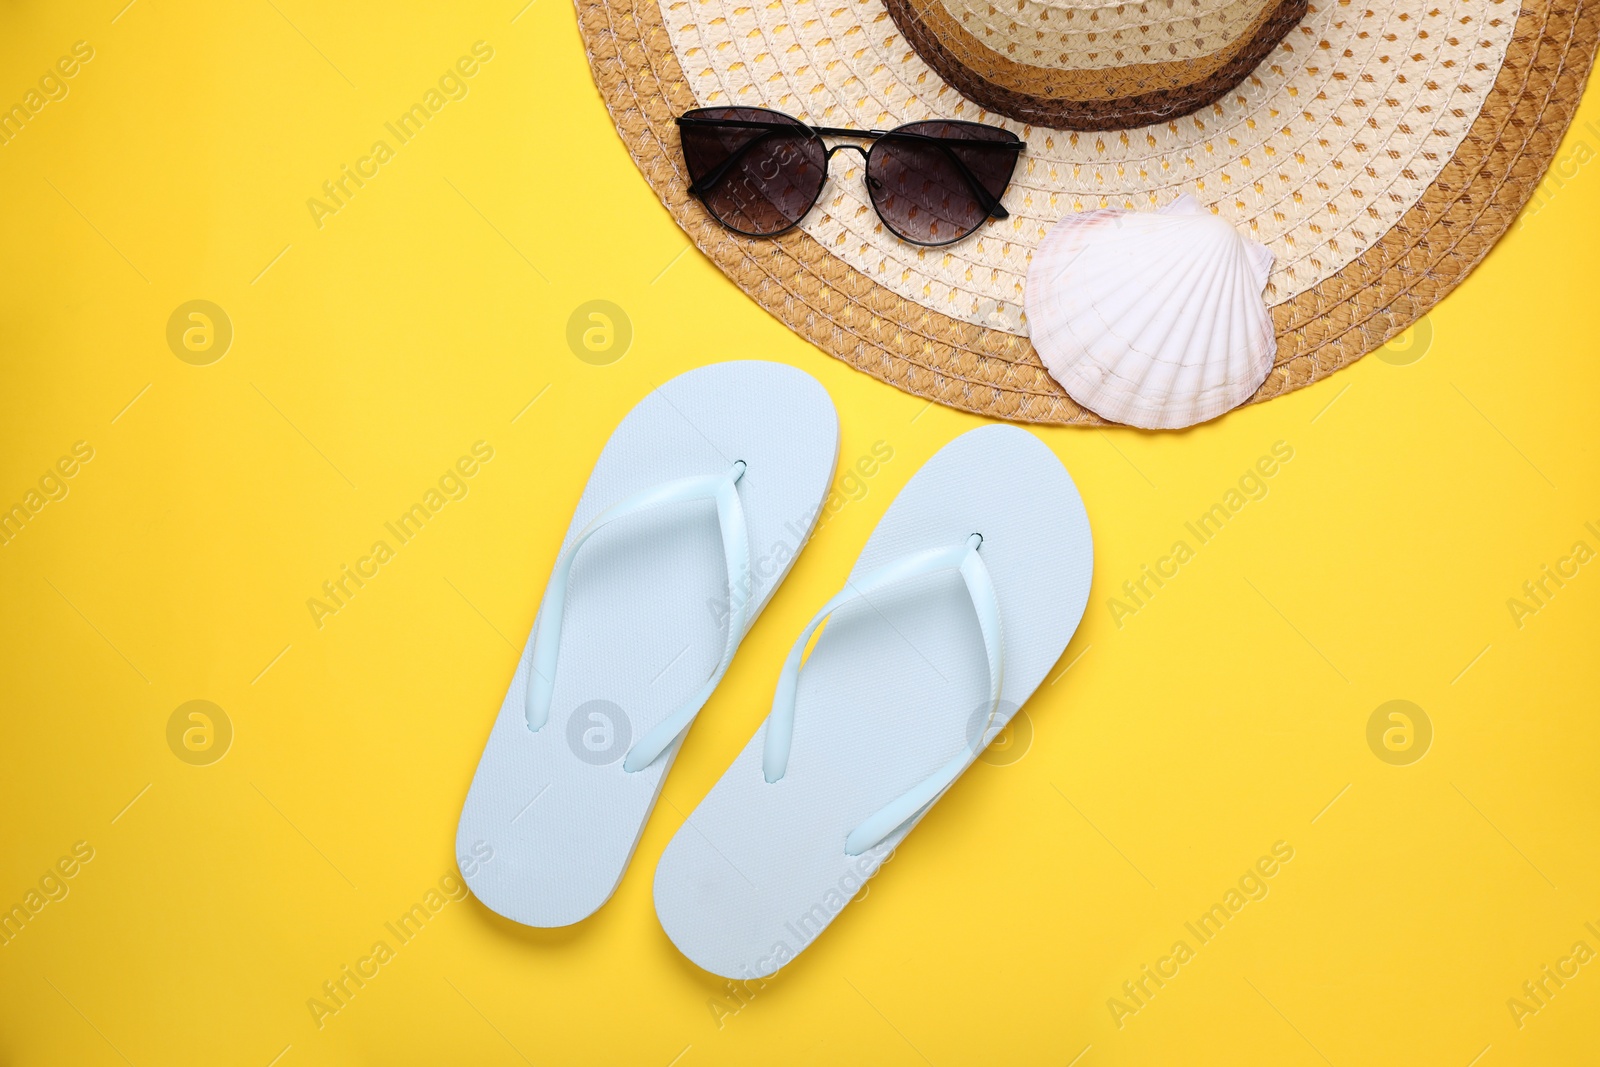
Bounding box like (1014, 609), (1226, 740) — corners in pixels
(2, 1), (1597, 1063)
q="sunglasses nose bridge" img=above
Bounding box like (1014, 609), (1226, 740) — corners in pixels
(825, 143), (869, 166)
(824, 143), (881, 193)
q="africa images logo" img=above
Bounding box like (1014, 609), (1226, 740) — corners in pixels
(305, 442), (494, 629)
(0, 40), (94, 148)
(305, 42), (495, 230)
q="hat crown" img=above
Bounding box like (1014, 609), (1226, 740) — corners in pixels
(885, 0), (1306, 129)
(930, 0), (1276, 71)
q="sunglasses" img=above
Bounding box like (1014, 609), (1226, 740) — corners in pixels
(675, 108), (1025, 247)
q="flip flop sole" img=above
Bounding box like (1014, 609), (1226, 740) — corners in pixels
(458, 361), (839, 927)
(654, 424), (1092, 976)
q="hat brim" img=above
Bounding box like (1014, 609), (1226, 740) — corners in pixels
(578, 0), (1599, 425)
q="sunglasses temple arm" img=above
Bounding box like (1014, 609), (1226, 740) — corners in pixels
(858, 125), (1018, 219)
(682, 126), (791, 197)
(922, 138), (1013, 219)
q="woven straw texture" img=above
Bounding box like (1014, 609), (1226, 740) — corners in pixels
(923, 0), (1276, 70)
(883, 0), (1308, 129)
(577, 0), (1598, 425)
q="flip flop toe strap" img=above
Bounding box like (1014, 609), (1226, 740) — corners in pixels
(761, 533), (1005, 855)
(524, 461), (752, 773)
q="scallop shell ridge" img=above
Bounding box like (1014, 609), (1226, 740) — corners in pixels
(1024, 196), (1277, 431)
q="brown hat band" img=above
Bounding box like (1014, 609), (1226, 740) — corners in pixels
(884, 0), (1308, 130)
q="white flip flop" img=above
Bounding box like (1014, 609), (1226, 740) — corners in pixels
(457, 361), (838, 927)
(653, 424), (1093, 977)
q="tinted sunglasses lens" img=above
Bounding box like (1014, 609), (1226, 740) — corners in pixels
(866, 122), (1020, 245)
(679, 108), (827, 237)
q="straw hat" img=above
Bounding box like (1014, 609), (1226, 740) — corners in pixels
(578, 0), (1597, 424)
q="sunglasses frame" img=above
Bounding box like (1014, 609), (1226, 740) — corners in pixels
(675, 108), (1025, 247)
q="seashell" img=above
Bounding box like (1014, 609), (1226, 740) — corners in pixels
(1024, 196), (1276, 430)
